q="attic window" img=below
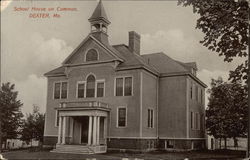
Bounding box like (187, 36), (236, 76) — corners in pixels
(86, 49), (98, 61)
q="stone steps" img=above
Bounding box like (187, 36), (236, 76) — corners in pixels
(51, 144), (94, 154)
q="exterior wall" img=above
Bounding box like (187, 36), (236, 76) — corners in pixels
(44, 75), (68, 138)
(141, 70), (158, 138)
(158, 76), (187, 139)
(187, 77), (206, 139)
(44, 62), (141, 145)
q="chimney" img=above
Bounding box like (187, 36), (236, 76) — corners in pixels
(128, 31), (140, 55)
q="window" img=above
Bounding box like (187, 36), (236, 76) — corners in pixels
(97, 82), (104, 97)
(54, 83), (61, 99)
(191, 112), (200, 130)
(61, 82), (68, 99)
(115, 77), (133, 96)
(86, 75), (95, 97)
(124, 77), (132, 96)
(195, 85), (199, 101)
(147, 109), (154, 128)
(191, 112), (195, 129)
(86, 49), (98, 61)
(54, 82), (68, 99)
(200, 89), (203, 104)
(115, 78), (123, 96)
(77, 82), (85, 98)
(165, 140), (174, 148)
(190, 83), (193, 99)
(196, 113), (200, 130)
(117, 107), (127, 127)
(77, 76), (105, 98)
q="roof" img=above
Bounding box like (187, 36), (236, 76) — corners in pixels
(88, 0), (110, 24)
(141, 52), (189, 74)
(44, 66), (65, 76)
(112, 44), (158, 75)
(176, 61), (197, 71)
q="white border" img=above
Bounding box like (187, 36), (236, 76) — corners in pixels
(116, 106), (127, 128)
(114, 76), (133, 97)
(76, 81), (86, 98)
(96, 79), (105, 97)
(52, 80), (68, 99)
(84, 48), (99, 62)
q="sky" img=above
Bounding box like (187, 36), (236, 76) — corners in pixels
(1, 0), (244, 114)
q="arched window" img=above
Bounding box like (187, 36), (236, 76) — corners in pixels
(86, 49), (98, 61)
(86, 75), (95, 97)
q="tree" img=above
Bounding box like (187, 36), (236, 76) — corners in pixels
(206, 77), (247, 149)
(178, 0), (249, 82)
(20, 105), (45, 146)
(0, 82), (23, 152)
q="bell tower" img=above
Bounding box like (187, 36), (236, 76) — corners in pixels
(88, 0), (110, 44)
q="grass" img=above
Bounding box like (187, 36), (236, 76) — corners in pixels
(1, 149), (245, 160)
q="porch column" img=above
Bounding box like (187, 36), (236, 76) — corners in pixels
(69, 117), (74, 144)
(96, 116), (100, 145)
(57, 116), (62, 144)
(62, 116), (66, 144)
(92, 116), (97, 145)
(88, 116), (93, 145)
(103, 117), (107, 144)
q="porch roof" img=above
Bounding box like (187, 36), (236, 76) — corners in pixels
(55, 101), (111, 112)
(55, 106), (110, 112)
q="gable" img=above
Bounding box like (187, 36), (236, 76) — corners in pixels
(63, 36), (122, 65)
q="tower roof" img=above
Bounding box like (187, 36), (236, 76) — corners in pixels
(89, 0), (110, 24)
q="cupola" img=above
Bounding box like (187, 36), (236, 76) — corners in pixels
(88, 0), (110, 44)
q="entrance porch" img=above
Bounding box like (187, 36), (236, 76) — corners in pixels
(51, 101), (110, 154)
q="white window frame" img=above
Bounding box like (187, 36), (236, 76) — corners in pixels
(116, 106), (127, 128)
(190, 82), (193, 99)
(147, 108), (154, 128)
(196, 112), (200, 130)
(192, 84), (195, 100)
(96, 79), (105, 98)
(53, 81), (68, 99)
(76, 76), (105, 98)
(76, 81), (86, 98)
(114, 76), (133, 97)
(200, 88), (203, 104)
(84, 48), (99, 62)
(191, 111), (195, 130)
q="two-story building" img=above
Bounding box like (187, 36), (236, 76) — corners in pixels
(43, 0), (207, 154)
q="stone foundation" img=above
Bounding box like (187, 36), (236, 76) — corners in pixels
(107, 138), (157, 151)
(158, 139), (206, 151)
(44, 136), (57, 146)
(44, 136), (206, 152)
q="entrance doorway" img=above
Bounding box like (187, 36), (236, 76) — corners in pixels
(80, 116), (89, 144)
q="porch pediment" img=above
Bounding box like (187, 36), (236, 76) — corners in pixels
(55, 101), (110, 117)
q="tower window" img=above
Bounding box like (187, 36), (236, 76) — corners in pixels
(86, 49), (98, 61)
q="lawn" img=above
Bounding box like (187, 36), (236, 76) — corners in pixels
(1, 149), (245, 160)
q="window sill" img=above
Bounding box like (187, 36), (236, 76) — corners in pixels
(116, 126), (127, 128)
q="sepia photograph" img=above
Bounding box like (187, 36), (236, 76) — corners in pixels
(0, 0), (249, 159)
